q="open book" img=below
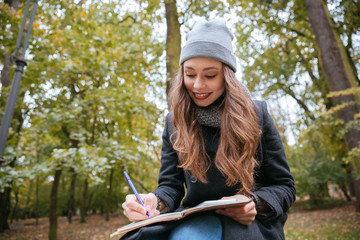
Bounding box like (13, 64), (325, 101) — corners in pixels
(110, 195), (251, 238)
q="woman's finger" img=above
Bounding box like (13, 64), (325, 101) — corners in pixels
(216, 201), (257, 226)
(126, 200), (147, 214)
(144, 194), (156, 211)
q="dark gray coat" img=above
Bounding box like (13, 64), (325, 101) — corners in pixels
(122, 100), (296, 240)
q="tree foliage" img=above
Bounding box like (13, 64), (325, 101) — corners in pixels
(1, 0), (164, 227)
(226, 0), (359, 205)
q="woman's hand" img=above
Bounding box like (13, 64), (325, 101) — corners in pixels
(122, 193), (160, 222)
(215, 195), (257, 226)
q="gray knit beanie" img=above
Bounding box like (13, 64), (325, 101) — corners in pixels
(179, 19), (237, 72)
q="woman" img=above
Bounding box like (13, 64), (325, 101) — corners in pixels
(122, 19), (296, 240)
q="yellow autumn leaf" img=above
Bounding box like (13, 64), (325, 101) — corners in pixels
(33, 22), (40, 28)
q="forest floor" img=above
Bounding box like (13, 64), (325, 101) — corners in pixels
(0, 201), (359, 240)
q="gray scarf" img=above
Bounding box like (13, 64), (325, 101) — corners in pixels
(195, 94), (222, 129)
(195, 106), (221, 128)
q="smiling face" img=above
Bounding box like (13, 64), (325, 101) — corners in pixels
(183, 57), (225, 107)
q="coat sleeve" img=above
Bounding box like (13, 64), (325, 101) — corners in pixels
(153, 113), (185, 211)
(254, 101), (296, 224)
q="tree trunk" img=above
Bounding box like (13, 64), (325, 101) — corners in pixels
(67, 168), (77, 223)
(1, 53), (11, 87)
(87, 188), (95, 215)
(4, 0), (20, 9)
(0, 157), (19, 232)
(35, 136), (40, 225)
(35, 175), (39, 225)
(80, 177), (88, 223)
(305, 0), (360, 211)
(49, 169), (62, 240)
(164, 0), (181, 102)
(0, 187), (11, 232)
(105, 167), (114, 221)
(338, 183), (352, 202)
(24, 179), (33, 218)
(10, 189), (18, 223)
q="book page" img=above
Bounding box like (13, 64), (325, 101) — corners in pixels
(197, 198), (245, 207)
(182, 196), (251, 216)
(110, 196), (251, 238)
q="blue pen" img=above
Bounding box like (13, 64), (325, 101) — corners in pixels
(123, 171), (150, 217)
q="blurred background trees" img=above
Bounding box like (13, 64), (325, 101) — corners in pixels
(0, 0), (359, 238)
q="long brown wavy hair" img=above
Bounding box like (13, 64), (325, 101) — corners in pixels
(168, 64), (261, 194)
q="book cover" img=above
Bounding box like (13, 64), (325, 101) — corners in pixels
(110, 195), (251, 238)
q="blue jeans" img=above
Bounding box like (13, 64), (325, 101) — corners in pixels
(169, 214), (222, 240)
(142, 214), (223, 240)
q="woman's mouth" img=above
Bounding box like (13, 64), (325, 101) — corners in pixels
(193, 92), (212, 100)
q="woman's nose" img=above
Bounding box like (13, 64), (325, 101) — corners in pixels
(193, 77), (206, 89)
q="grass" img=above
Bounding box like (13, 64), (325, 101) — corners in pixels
(285, 201), (360, 240)
(0, 201), (359, 240)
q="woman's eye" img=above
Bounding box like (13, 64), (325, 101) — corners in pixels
(206, 75), (216, 79)
(186, 74), (195, 78)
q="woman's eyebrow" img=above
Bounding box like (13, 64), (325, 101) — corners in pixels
(184, 66), (195, 70)
(203, 67), (220, 71)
